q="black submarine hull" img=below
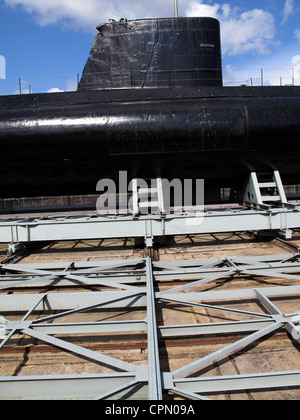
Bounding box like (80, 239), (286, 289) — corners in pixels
(0, 86), (300, 198)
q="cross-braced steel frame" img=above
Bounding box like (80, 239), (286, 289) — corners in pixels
(1, 253), (300, 400)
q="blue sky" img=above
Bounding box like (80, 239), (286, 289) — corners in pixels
(0, 0), (299, 95)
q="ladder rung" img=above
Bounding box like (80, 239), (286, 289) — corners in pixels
(262, 196), (280, 202)
(258, 182), (277, 188)
(138, 188), (158, 195)
(139, 201), (159, 208)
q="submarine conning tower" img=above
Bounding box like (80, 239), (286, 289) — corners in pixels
(78, 17), (223, 90)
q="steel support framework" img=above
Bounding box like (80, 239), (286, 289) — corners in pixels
(1, 254), (300, 399)
(1, 206), (300, 247)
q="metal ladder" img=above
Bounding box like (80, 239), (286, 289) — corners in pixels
(243, 170), (288, 209)
(243, 170), (296, 239)
(131, 177), (166, 217)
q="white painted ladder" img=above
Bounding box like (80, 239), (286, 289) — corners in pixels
(131, 178), (166, 217)
(243, 170), (288, 209)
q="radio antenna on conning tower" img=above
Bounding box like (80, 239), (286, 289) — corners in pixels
(174, 0), (179, 17)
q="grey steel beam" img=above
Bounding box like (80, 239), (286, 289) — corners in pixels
(255, 289), (284, 316)
(29, 319), (273, 338)
(169, 387), (211, 401)
(30, 320), (147, 335)
(1, 207), (300, 244)
(0, 291), (147, 312)
(161, 284), (300, 304)
(0, 373), (142, 400)
(1, 258), (145, 271)
(172, 370), (300, 394)
(146, 256), (163, 400)
(159, 319), (276, 338)
(1, 283), (300, 313)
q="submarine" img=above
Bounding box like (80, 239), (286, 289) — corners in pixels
(0, 17), (299, 199)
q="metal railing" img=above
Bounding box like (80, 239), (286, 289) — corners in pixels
(1, 66), (298, 96)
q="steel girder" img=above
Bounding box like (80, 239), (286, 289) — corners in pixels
(1, 206), (300, 245)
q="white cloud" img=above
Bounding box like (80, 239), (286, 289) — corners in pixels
(3, 0), (177, 31)
(4, 0), (277, 57)
(282, 0), (294, 24)
(186, 1), (220, 18)
(187, 2), (276, 56)
(4, 0), (105, 29)
(295, 29), (300, 42)
(65, 79), (78, 91)
(223, 64), (236, 81)
(224, 47), (300, 87)
(47, 87), (64, 93)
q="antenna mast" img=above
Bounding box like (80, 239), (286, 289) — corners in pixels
(174, 0), (178, 17)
